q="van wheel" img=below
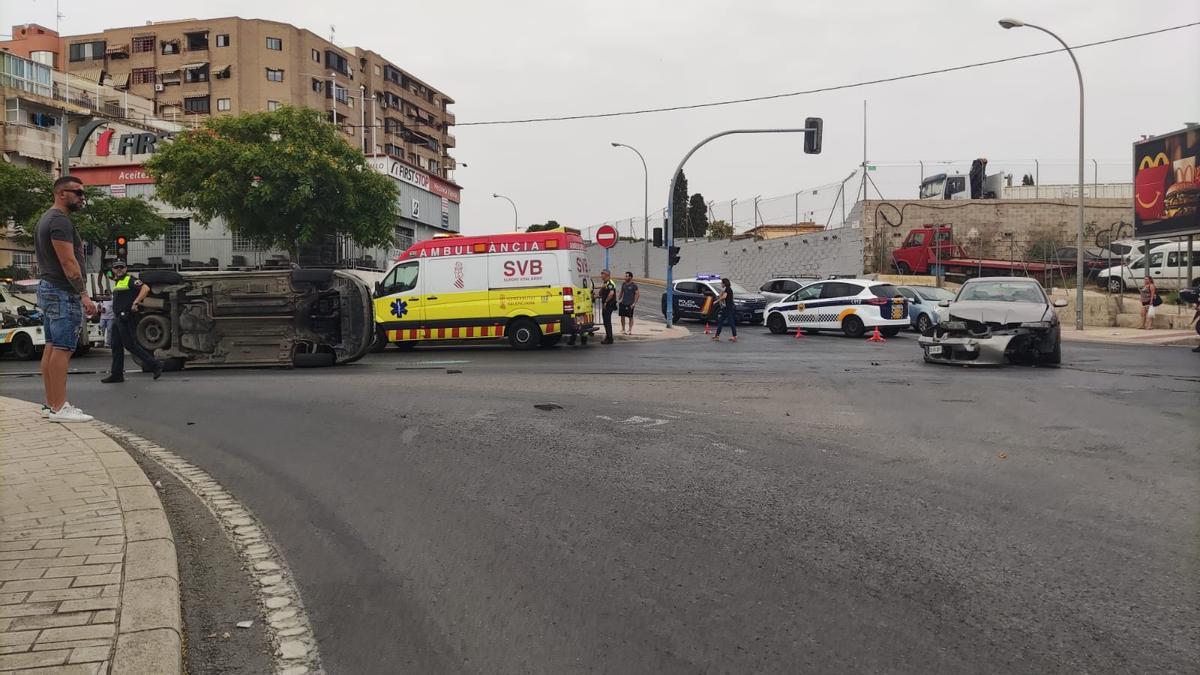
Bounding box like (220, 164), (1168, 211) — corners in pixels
(507, 318), (541, 350)
(841, 315), (866, 338)
(12, 333), (35, 360)
(1106, 277), (1125, 293)
(767, 313), (787, 335)
(136, 314), (171, 351)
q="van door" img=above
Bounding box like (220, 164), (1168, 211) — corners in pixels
(488, 253), (558, 320)
(568, 252), (593, 320)
(374, 260), (424, 339)
(423, 256), (489, 332)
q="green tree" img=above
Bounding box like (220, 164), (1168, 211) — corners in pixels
(707, 219), (733, 240)
(73, 194), (171, 264)
(145, 106), (398, 259)
(526, 220), (561, 233)
(0, 162), (53, 242)
(687, 193), (709, 239)
(670, 171), (689, 239)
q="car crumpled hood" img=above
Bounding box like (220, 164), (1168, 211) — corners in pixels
(948, 301), (1050, 324)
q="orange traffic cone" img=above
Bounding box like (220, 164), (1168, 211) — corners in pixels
(794, 324), (805, 339)
(866, 326), (886, 342)
(704, 321), (711, 334)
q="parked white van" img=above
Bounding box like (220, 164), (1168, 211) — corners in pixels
(1095, 242), (1200, 292)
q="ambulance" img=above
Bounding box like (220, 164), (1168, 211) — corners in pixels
(373, 228), (595, 350)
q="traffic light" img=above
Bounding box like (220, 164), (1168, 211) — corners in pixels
(115, 236), (128, 260)
(804, 117), (823, 154)
(652, 227), (663, 248)
(668, 245), (681, 267)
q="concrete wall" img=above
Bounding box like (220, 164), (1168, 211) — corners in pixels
(587, 228), (864, 290)
(858, 198), (1133, 273)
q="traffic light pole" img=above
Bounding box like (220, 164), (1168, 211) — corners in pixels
(664, 125), (820, 325)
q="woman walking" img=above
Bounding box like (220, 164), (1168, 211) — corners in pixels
(711, 277), (738, 343)
(1139, 274), (1157, 330)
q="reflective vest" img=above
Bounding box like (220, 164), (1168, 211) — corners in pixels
(113, 275), (133, 292)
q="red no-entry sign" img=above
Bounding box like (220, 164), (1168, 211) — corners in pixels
(595, 224), (618, 249)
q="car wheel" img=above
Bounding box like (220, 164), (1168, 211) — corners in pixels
(539, 334), (563, 348)
(916, 314), (933, 334)
(1106, 277), (1125, 293)
(880, 326), (902, 338)
(841, 315), (866, 338)
(1039, 340), (1062, 366)
(767, 313), (787, 334)
(507, 318), (541, 350)
(136, 314), (171, 351)
(896, 261), (912, 274)
(11, 333), (35, 360)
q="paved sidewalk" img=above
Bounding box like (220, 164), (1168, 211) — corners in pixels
(1061, 326), (1200, 347)
(0, 397), (181, 675)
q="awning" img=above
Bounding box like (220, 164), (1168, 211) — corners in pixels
(71, 68), (104, 84)
(110, 72), (129, 88)
(157, 69), (181, 76)
(181, 62), (208, 70)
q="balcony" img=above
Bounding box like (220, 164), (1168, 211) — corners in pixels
(443, 110), (455, 125)
(106, 44), (130, 59)
(444, 133), (455, 148)
(4, 125), (59, 164)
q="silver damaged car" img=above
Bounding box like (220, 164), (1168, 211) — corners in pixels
(918, 277), (1067, 366)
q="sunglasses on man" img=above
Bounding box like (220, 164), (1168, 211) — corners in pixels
(64, 189), (86, 196)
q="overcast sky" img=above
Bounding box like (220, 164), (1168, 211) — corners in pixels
(6, 0), (1200, 237)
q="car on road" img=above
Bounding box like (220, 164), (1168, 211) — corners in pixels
(757, 276), (820, 304)
(764, 279), (909, 338)
(128, 268), (374, 369)
(1094, 242), (1200, 293)
(918, 276), (1065, 365)
(662, 275), (767, 324)
(896, 285), (957, 334)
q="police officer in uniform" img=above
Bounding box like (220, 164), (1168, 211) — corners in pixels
(102, 260), (163, 383)
(599, 269), (617, 344)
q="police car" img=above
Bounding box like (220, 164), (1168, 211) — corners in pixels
(661, 274), (768, 324)
(764, 278), (909, 337)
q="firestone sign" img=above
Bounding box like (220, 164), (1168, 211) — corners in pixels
(366, 156), (461, 203)
(68, 118), (173, 159)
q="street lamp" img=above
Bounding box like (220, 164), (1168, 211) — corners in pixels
(1000, 17), (1086, 331)
(493, 193), (518, 232)
(611, 142), (649, 278)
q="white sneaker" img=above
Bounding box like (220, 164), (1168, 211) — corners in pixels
(49, 404), (94, 423)
(41, 402), (72, 418)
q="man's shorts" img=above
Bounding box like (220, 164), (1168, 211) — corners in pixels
(37, 280), (83, 352)
(618, 303), (634, 318)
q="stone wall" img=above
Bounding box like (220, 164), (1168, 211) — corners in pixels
(587, 228), (863, 290)
(858, 198), (1133, 273)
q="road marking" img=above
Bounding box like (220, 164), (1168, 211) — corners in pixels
(596, 415), (669, 427)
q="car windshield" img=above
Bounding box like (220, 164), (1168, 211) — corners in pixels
(914, 286), (956, 301)
(957, 281), (1045, 303)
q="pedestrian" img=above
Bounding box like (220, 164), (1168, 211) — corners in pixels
(102, 260), (162, 384)
(599, 269), (617, 344)
(618, 272), (640, 335)
(34, 176), (97, 422)
(711, 277), (738, 343)
(98, 293), (114, 347)
(1140, 274), (1157, 330)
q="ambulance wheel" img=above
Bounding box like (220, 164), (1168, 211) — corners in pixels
(841, 315), (866, 338)
(11, 333), (36, 360)
(880, 326), (902, 338)
(767, 313), (787, 335)
(539, 334), (563, 348)
(369, 329), (388, 352)
(507, 318), (541, 350)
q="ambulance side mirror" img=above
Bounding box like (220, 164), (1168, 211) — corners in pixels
(374, 281), (383, 296)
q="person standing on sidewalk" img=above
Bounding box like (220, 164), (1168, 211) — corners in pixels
(618, 272), (640, 335)
(711, 277), (738, 343)
(102, 260), (162, 383)
(34, 176), (96, 423)
(599, 270), (617, 344)
(1140, 275), (1157, 330)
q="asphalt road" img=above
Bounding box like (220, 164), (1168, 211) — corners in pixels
(2, 328), (1197, 674)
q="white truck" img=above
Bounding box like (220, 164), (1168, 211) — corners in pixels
(0, 285), (105, 360)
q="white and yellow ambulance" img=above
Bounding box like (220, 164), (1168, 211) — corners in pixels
(373, 228), (595, 350)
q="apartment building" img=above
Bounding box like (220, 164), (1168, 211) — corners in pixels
(50, 17), (455, 178)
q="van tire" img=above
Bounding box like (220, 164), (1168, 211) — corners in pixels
(507, 318), (541, 350)
(12, 333), (35, 360)
(136, 314), (171, 351)
(841, 315), (866, 338)
(1106, 277), (1125, 293)
(370, 329), (388, 352)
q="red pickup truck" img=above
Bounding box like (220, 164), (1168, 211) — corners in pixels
(891, 226), (1070, 281)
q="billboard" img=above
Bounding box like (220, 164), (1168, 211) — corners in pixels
(1134, 127), (1200, 238)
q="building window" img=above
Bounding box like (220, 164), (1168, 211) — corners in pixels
(68, 41), (106, 62)
(266, 37), (282, 51)
(161, 40), (180, 55)
(267, 100), (280, 111)
(184, 64), (209, 83)
(216, 34), (230, 47)
(311, 49), (320, 63)
(265, 68), (284, 82)
(334, 86), (348, 105)
(231, 232), (261, 251)
(311, 78), (323, 93)
(427, 159), (438, 173)
(132, 36), (155, 53)
(325, 51), (350, 75)
(217, 98), (231, 111)
(11, 252), (34, 270)
(165, 219), (191, 256)
(394, 227), (413, 250)
(131, 68), (156, 85)
(373, 64), (381, 76)
(185, 31), (209, 51)
(183, 96), (210, 114)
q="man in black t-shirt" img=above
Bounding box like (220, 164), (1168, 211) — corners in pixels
(102, 260), (163, 383)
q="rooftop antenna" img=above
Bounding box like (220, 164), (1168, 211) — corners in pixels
(56, 0), (64, 33)
(329, 24), (336, 43)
